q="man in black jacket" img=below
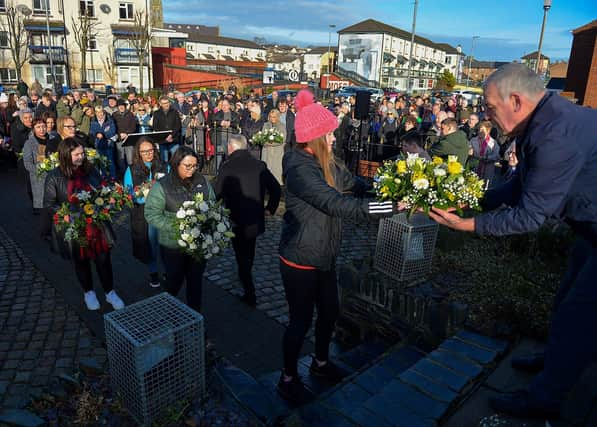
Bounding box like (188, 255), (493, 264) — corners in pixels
(153, 95), (182, 163)
(278, 99), (296, 151)
(215, 134), (281, 306)
(112, 99), (137, 178)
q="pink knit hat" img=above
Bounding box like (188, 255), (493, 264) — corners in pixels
(294, 90), (338, 143)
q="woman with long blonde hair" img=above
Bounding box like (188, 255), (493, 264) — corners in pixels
(276, 90), (394, 404)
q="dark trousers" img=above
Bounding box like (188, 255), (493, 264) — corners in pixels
(280, 260), (339, 377)
(232, 235), (256, 298)
(161, 246), (206, 314)
(529, 237), (597, 406)
(72, 250), (114, 293)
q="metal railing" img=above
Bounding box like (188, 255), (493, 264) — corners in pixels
(28, 46), (66, 63)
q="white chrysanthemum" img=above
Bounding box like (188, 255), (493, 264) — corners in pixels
(185, 209), (196, 216)
(212, 246), (220, 254)
(216, 223), (227, 233)
(433, 167), (446, 177)
(189, 243), (197, 250)
(178, 239), (187, 247)
(457, 176), (465, 185)
(406, 153), (419, 167)
(199, 202), (209, 212)
(213, 231), (221, 240)
(183, 201), (194, 208)
(190, 228), (200, 237)
(176, 210), (186, 219)
(204, 235), (213, 244)
(413, 178), (430, 190)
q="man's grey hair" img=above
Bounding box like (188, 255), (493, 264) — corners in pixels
(228, 134), (248, 151)
(484, 63), (545, 102)
(19, 108), (33, 118)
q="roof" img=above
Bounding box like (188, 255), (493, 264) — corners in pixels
(572, 19), (597, 35)
(268, 55), (300, 64)
(470, 60), (510, 69)
(338, 19), (438, 49)
(305, 46), (338, 55)
(435, 43), (461, 55)
(110, 24), (142, 36)
(164, 23), (219, 37)
(185, 33), (262, 50)
(24, 19), (65, 31)
(202, 53), (216, 60)
(521, 51), (550, 60)
(546, 77), (566, 91)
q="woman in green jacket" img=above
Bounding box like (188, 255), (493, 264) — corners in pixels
(144, 146), (215, 313)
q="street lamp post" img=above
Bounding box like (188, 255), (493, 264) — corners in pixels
(406, 0), (418, 93)
(465, 36), (480, 88)
(535, 0), (552, 75)
(327, 24), (336, 74)
(44, 0), (55, 87)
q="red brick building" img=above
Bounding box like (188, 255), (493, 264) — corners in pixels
(564, 20), (597, 107)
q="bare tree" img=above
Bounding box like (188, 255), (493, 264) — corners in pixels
(1, 1), (30, 81)
(101, 45), (117, 87)
(71, 7), (101, 84)
(129, 10), (152, 94)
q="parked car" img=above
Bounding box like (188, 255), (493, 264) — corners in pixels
(451, 90), (481, 102)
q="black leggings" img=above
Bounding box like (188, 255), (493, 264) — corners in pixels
(280, 260), (339, 377)
(161, 246), (206, 314)
(232, 235), (257, 297)
(72, 250), (114, 293)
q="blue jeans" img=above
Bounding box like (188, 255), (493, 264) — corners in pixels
(147, 224), (161, 274)
(528, 237), (597, 406)
(159, 143), (179, 163)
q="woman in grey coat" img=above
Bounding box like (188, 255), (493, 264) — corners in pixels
(468, 120), (500, 187)
(22, 117), (55, 214)
(261, 109), (286, 184)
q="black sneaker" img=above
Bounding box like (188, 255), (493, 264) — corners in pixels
(277, 374), (314, 406)
(309, 358), (348, 383)
(149, 272), (161, 288)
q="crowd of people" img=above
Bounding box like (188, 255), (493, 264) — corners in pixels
(0, 62), (595, 419)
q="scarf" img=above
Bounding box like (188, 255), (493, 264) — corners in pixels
(477, 134), (492, 177)
(67, 168), (108, 259)
(203, 109), (215, 159)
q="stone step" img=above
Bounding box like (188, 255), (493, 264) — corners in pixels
(292, 330), (507, 427)
(213, 361), (289, 425)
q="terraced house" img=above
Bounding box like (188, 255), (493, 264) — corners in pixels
(0, 0), (158, 91)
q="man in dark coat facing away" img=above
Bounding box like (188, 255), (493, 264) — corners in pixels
(215, 134), (281, 306)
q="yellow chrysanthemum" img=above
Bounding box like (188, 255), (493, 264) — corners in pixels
(432, 156), (443, 165)
(83, 204), (94, 215)
(396, 160), (407, 174)
(447, 161), (463, 175)
(446, 191), (456, 201)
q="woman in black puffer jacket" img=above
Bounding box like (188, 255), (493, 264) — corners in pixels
(276, 90), (394, 405)
(44, 137), (125, 312)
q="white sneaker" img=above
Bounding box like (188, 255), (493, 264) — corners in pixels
(84, 291), (100, 311)
(106, 290), (125, 310)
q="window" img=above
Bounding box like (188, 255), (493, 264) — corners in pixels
(0, 68), (17, 83)
(86, 69), (103, 82)
(445, 56), (451, 64)
(119, 2), (133, 19)
(0, 0), (6, 12)
(0, 32), (8, 48)
(33, 0), (49, 13)
(226, 48), (232, 55)
(207, 46), (214, 53)
(87, 37), (97, 50)
(80, 0), (94, 17)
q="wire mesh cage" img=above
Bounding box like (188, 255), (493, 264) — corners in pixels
(104, 292), (205, 426)
(374, 213), (439, 282)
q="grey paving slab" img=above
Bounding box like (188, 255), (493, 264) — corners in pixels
(0, 227), (106, 410)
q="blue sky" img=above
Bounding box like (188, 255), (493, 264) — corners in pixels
(163, 1), (597, 61)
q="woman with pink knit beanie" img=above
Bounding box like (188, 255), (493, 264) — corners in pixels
(277, 89), (395, 404)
